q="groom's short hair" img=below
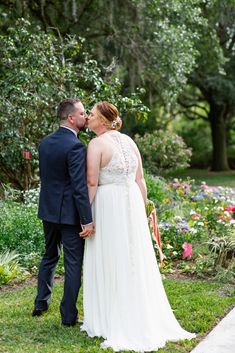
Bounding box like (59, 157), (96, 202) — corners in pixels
(57, 98), (81, 120)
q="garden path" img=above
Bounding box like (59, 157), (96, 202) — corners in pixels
(190, 305), (235, 353)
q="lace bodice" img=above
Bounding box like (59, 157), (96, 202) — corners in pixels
(98, 132), (138, 185)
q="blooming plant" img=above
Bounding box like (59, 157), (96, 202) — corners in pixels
(149, 178), (235, 268)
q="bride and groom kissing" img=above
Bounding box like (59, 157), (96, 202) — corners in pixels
(32, 98), (195, 352)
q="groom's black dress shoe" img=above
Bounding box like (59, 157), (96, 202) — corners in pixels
(61, 319), (83, 327)
(32, 308), (48, 317)
(61, 321), (77, 327)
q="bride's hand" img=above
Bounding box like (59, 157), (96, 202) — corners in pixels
(80, 223), (95, 238)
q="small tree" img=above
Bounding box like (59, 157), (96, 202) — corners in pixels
(0, 19), (147, 190)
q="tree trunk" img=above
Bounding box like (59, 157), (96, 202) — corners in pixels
(209, 102), (229, 171)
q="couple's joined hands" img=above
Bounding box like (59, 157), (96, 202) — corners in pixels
(80, 223), (95, 238)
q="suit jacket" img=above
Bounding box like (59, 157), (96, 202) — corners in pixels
(38, 127), (92, 226)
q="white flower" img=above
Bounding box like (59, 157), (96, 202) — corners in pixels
(174, 216), (182, 221)
(166, 244), (173, 249)
(191, 228), (198, 234)
(190, 210), (196, 215)
(230, 219), (235, 225)
(204, 207), (209, 210)
(197, 222), (204, 226)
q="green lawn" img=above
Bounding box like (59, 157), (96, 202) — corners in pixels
(171, 169), (235, 188)
(0, 279), (234, 353)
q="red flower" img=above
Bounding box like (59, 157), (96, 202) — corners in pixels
(191, 213), (199, 219)
(25, 151), (30, 160)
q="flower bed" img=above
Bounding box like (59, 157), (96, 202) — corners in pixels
(0, 178), (235, 285)
(146, 175), (235, 282)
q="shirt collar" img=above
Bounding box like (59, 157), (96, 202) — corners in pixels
(60, 125), (77, 137)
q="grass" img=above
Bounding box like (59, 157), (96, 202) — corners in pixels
(171, 168), (235, 188)
(0, 279), (234, 353)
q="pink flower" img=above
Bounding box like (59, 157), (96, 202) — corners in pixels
(191, 213), (199, 220)
(225, 206), (235, 212)
(25, 151), (30, 159)
(183, 184), (190, 190)
(182, 242), (193, 259)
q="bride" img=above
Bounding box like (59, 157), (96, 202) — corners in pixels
(81, 101), (195, 352)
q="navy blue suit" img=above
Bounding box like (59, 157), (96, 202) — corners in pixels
(35, 127), (92, 324)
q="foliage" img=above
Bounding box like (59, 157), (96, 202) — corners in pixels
(0, 19), (147, 190)
(1, 279), (235, 352)
(2, 175), (235, 281)
(0, 251), (28, 286)
(156, 179), (235, 280)
(145, 173), (168, 205)
(0, 201), (44, 267)
(208, 235), (235, 267)
(177, 0), (235, 171)
(0, 0), (205, 103)
(173, 116), (212, 168)
(135, 130), (192, 176)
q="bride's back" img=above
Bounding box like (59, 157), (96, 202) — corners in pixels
(98, 131), (138, 185)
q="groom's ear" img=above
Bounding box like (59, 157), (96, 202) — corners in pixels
(67, 115), (73, 124)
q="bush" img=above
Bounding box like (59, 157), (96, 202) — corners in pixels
(135, 130), (192, 176)
(145, 172), (168, 205)
(0, 201), (44, 266)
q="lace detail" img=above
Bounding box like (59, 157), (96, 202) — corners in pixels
(99, 132), (138, 185)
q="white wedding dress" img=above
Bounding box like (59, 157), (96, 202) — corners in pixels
(81, 131), (195, 352)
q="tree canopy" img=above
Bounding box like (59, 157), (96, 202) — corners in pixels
(0, 19), (146, 189)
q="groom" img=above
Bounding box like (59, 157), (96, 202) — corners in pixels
(32, 98), (94, 326)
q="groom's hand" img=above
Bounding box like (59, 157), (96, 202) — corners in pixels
(79, 223), (95, 238)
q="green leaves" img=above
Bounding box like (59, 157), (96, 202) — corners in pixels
(0, 19), (147, 189)
(135, 130), (192, 176)
(0, 251), (28, 286)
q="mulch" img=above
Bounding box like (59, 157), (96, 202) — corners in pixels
(0, 275), (64, 293)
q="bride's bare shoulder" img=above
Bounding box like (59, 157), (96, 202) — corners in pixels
(88, 136), (109, 150)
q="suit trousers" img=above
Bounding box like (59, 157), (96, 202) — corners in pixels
(35, 221), (84, 324)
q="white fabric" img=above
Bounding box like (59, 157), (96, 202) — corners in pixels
(81, 131), (195, 352)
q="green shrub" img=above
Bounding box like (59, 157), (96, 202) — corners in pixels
(0, 201), (44, 263)
(135, 130), (192, 176)
(145, 172), (168, 205)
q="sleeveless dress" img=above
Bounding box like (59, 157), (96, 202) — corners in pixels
(81, 131), (195, 352)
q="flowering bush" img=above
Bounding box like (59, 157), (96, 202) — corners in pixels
(135, 130), (192, 176)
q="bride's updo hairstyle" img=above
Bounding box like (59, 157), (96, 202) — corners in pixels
(95, 101), (122, 130)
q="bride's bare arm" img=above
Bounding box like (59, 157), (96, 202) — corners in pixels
(131, 141), (147, 205)
(87, 139), (102, 203)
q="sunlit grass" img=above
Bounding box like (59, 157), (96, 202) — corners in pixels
(0, 279), (234, 353)
(170, 169), (235, 188)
